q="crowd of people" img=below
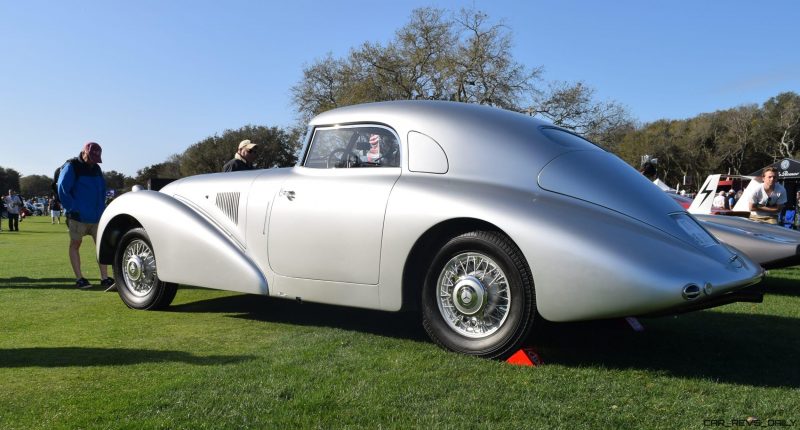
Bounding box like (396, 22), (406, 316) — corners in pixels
(0, 193), (64, 227)
(712, 189), (744, 210)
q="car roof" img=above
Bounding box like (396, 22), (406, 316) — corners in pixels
(309, 101), (590, 188)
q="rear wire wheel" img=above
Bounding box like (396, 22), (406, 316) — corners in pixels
(422, 231), (536, 359)
(114, 228), (177, 310)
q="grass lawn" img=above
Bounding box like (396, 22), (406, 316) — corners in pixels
(1, 216), (798, 429)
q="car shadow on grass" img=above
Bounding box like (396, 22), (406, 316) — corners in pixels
(529, 310), (800, 389)
(762, 277), (800, 297)
(0, 277), (77, 289)
(169, 293), (798, 388)
(169, 294), (429, 342)
(0, 347), (254, 368)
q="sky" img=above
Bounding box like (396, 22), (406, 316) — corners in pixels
(1, 0), (799, 178)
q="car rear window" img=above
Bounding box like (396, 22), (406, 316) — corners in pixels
(540, 127), (603, 151)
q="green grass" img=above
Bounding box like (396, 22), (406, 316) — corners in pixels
(1, 216), (799, 429)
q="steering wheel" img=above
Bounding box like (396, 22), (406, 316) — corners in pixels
(327, 148), (360, 168)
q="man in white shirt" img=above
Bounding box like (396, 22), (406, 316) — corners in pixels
(712, 191), (726, 209)
(749, 167), (787, 224)
(3, 189), (22, 231)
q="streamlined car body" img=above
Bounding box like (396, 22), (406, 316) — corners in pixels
(97, 101), (764, 359)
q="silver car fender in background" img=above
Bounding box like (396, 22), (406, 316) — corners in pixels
(694, 214), (800, 269)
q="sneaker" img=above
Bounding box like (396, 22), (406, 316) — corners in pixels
(100, 277), (116, 291)
(76, 278), (92, 289)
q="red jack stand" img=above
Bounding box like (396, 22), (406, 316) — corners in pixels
(506, 347), (544, 367)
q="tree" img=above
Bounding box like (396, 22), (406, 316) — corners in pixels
(612, 92), (800, 189)
(713, 104), (761, 175)
(104, 170), (130, 191)
(677, 113), (717, 187)
(179, 125), (301, 176)
(20, 174), (52, 197)
(0, 167), (21, 195)
(451, 8), (538, 108)
(134, 155), (182, 187)
(352, 8), (457, 102)
(292, 54), (353, 124)
(759, 92), (800, 161)
(292, 7), (544, 121)
(292, 7), (631, 143)
(529, 81), (634, 146)
(130, 125), (301, 187)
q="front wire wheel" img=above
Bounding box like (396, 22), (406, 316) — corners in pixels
(120, 238), (158, 298)
(114, 228), (177, 310)
(422, 231), (535, 359)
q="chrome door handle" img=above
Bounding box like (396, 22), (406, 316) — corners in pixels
(280, 190), (296, 201)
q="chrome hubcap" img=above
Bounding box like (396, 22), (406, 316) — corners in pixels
(121, 238), (158, 297)
(436, 252), (511, 338)
(452, 276), (486, 315)
(126, 255), (143, 281)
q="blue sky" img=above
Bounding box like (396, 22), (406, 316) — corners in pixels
(2, 0), (798, 177)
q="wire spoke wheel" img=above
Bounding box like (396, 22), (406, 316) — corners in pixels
(422, 230), (535, 359)
(436, 252), (511, 338)
(121, 238), (159, 297)
(113, 227), (178, 310)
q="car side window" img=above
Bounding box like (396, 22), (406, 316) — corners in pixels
(304, 125), (400, 169)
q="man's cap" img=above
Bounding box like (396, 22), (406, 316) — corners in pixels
(238, 139), (257, 150)
(369, 134), (380, 145)
(83, 142), (103, 163)
(718, 191), (725, 195)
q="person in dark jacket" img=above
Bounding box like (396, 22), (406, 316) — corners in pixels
(49, 194), (62, 224)
(57, 142), (114, 289)
(222, 140), (258, 172)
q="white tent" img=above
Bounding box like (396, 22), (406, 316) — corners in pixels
(652, 178), (676, 192)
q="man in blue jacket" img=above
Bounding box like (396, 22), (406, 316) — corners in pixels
(57, 142), (114, 289)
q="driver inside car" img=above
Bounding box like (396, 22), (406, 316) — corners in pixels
(366, 134), (382, 163)
(361, 133), (399, 166)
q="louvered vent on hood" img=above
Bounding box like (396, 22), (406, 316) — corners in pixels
(215, 192), (240, 225)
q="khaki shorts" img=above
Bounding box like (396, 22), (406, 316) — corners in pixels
(68, 220), (99, 241)
(749, 214), (778, 225)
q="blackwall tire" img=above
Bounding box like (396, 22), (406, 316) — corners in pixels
(421, 231), (536, 359)
(114, 227), (177, 310)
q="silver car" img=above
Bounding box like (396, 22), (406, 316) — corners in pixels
(694, 214), (800, 269)
(97, 101), (764, 359)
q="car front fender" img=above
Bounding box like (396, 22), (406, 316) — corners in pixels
(97, 190), (268, 295)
